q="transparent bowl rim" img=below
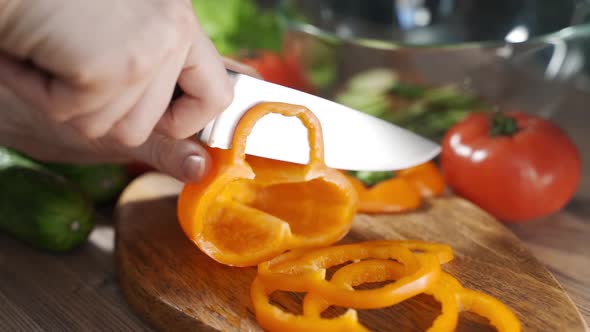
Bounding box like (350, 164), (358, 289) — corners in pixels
(276, 2), (590, 50)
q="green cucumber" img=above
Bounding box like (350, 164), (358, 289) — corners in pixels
(43, 163), (129, 204)
(0, 147), (94, 252)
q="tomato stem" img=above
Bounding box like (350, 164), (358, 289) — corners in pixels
(489, 112), (519, 136)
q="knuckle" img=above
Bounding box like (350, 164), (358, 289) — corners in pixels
(67, 55), (111, 87)
(120, 4), (195, 86)
(162, 3), (195, 46)
(173, 6), (195, 30)
(124, 52), (152, 84)
(164, 1), (195, 28)
(68, 64), (96, 86)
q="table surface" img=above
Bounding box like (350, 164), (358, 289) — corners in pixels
(1, 95), (589, 332)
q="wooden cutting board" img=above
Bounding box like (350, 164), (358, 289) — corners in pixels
(115, 172), (587, 332)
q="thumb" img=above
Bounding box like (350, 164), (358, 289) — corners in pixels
(128, 133), (210, 183)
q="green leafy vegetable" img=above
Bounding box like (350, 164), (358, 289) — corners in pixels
(335, 68), (490, 142)
(389, 83), (427, 99)
(348, 170), (395, 187)
(191, 0), (283, 56)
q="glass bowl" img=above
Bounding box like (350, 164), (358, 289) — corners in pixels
(274, 0), (590, 141)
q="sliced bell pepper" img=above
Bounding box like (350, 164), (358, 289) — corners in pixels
(440, 275), (521, 332)
(346, 175), (422, 213)
(302, 258), (460, 332)
(251, 240), (520, 332)
(250, 275), (369, 332)
(177, 102), (358, 267)
(256, 241), (441, 309)
(398, 161), (446, 197)
(367, 240), (454, 264)
(310, 262), (520, 332)
(345, 161), (445, 214)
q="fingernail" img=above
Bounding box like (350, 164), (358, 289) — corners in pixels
(182, 155), (206, 182)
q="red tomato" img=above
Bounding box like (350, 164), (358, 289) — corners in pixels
(240, 51), (315, 94)
(440, 111), (581, 223)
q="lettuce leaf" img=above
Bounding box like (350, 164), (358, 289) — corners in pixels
(192, 0), (283, 56)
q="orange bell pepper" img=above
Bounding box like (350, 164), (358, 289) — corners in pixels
(398, 161), (446, 197)
(250, 276), (368, 332)
(303, 259), (460, 332)
(309, 260), (520, 332)
(345, 161), (445, 214)
(440, 274), (521, 332)
(177, 102), (358, 267)
(251, 240), (520, 332)
(256, 241), (441, 309)
(366, 239), (454, 264)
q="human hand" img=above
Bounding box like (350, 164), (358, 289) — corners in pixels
(0, 0), (232, 146)
(0, 0), (261, 182)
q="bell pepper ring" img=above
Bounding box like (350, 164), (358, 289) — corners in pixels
(345, 161), (445, 214)
(256, 241), (441, 309)
(177, 102), (358, 267)
(302, 258), (460, 332)
(261, 240), (453, 277)
(250, 276), (369, 332)
(366, 240), (454, 264)
(251, 240), (520, 331)
(445, 277), (521, 332)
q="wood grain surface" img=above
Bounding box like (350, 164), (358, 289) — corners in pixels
(115, 172), (587, 332)
(1, 61), (590, 332)
(0, 213), (151, 332)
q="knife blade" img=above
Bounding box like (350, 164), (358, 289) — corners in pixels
(196, 70), (440, 171)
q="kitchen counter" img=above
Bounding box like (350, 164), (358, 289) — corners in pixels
(0, 96), (589, 331)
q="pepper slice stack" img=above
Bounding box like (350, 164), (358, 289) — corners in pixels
(345, 162), (446, 214)
(251, 240), (521, 332)
(177, 102), (358, 267)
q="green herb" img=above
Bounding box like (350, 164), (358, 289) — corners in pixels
(348, 170), (395, 187)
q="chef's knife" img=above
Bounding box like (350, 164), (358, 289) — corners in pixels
(194, 70), (440, 171)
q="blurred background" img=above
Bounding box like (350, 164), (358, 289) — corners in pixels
(192, 0), (590, 199)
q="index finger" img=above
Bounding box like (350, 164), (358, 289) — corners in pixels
(156, 26), (233, 140)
